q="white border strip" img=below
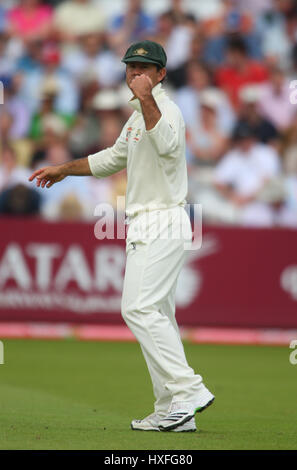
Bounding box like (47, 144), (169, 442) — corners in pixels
(0, 322), (296, 346)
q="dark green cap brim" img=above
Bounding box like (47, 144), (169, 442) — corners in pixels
(122, 56), (164, 67)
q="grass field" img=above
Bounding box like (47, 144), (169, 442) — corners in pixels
(0, 338), (296, 450)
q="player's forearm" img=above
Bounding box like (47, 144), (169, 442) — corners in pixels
(29, 156), (92, 188)
(60, 157), (92, 177)
(139, 94), (162, 131)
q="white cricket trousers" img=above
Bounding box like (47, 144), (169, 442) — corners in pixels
(121, 206), (203, 417)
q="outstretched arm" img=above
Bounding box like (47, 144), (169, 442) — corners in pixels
(29, 157), (91, 189)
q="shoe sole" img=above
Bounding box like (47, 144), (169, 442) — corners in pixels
(131, 424), (160, 431)
(131, 424), (196, 432)
(172, 429), (196, 433)
(159, 396), (215, 432)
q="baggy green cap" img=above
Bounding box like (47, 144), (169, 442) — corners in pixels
(122, 40), (167, 68)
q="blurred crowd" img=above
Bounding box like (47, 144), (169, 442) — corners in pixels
(1, 0), (297, 227)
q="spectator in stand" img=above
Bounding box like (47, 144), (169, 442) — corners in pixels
(67, 82), (106, 160)
(29, 76), (75, 143)
(6, 0), (53, 43)
(187, 30), (205, 63)
(185, 89), (230, 210)
(255, 0), (297, 70)
(0, 144), (32, 193)
(215, 34), (269, 110)
(152, 10), (194, 88)
(62, 32), (124, 89)
(0, 32), (21, 77)
(167, 0), (196, 25)
(33, 143), (93, 220)
(108, 0), (155, 54)
(202, 0), (262, 66)
(186, 89), (229, 167)
(68, 87), (126, 160)
(276, 114), (297, 226)
(38, 114), (69, 154)
(175, 60), (235, 135)
(53, 0), (106, 43)
(0, 182), (41, 216)
(87, 91), (127, 213)
(0, 76), (31, 140)
(211, 121), (281, 226)
(19, 41), (79, 115)
(16, 37), (43, 72)
(0, 109), (14, 148)
(258, 64), (296, 133)
(91, 89), (126, 141)
(0, 96), (33, 167)
(236, 84), (279, 147)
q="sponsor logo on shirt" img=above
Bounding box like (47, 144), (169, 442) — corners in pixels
(126, 127), (142, 143)
(126, 127), (133, 142)
(133, 129), (142, 142)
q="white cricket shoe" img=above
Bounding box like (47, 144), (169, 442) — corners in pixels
(158, 386), (215, 431)
(131, 412), (196, 432)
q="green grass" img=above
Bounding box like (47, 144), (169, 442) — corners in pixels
(0, 339), (296, 450)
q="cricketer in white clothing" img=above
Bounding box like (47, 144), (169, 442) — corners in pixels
(29, 40), (215, 432)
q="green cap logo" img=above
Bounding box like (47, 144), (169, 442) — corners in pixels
(133, 48), (148, 56)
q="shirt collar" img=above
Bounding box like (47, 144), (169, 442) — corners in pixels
(129, 82), (165, 112)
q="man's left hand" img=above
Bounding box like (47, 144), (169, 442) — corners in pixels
(129, 74), (153, 101)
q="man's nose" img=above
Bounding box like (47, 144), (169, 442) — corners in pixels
(132, 67), (143, 76)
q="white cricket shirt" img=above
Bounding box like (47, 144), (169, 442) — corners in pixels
(88, 83), (188, 216)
